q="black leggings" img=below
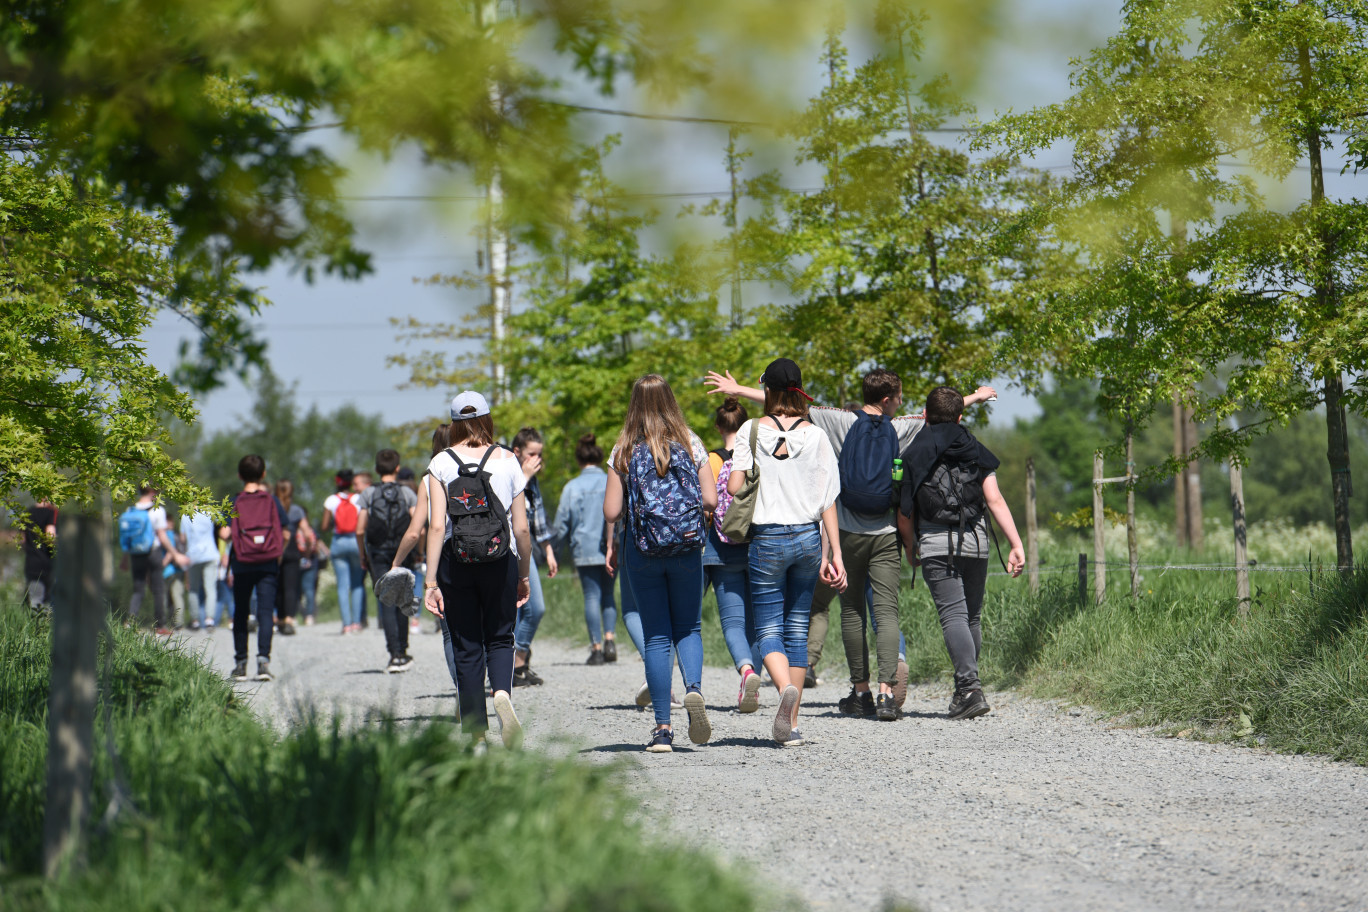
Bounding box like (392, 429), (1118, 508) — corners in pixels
(129, 551), (169, 627)
(437, 553), (516, 732)
(276, 552), (302, 621)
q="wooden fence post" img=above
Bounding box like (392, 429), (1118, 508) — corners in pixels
(43, 510), (111, 878)
(1093, 451), (1106, 604)
(1026, 458), (1040, 595)
(1231, 460), (1251, 613)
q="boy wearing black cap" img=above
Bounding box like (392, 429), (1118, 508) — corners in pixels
(897, 387), (1024, 719)
(706, 365), (995, 721)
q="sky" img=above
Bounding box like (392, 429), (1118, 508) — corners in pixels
(143, 0), (1360, 440)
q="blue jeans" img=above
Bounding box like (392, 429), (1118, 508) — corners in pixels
(624, 540), (705, 725)
(579, 565), (616, 644)
(300, 561), (319, 619)
(514, 566), (547, 652)
(749, 524), (822, 667)
(331, 534), (365, 627)
(706, 562), (756, 671)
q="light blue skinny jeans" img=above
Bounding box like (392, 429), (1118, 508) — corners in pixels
(749, 523), (822, 668)
(330, 534), (366, 628)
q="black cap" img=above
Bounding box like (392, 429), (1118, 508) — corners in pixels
(760, 357), (802, 391)
(396, 467), (415, 481)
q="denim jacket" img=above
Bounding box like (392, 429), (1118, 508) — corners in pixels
(553, 466), (608, 566)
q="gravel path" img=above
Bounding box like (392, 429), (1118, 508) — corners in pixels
(187, 621), (1368, 912)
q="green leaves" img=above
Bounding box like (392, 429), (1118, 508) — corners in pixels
(0, 157), (217, 515)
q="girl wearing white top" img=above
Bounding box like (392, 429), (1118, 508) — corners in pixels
(424, 392), (533, 747)
(729, 358), (846, 745)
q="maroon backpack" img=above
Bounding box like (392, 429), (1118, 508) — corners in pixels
(231, 489), (284, 563)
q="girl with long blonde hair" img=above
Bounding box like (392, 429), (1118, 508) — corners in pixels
(603, 375), (718, 753)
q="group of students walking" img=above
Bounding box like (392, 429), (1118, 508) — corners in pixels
(397, 357), (1024, 752)
(106, 355), (1024, 752)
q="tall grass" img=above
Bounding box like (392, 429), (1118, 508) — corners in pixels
(895, 541), (1368, 764)
(0, 602), (755, 910)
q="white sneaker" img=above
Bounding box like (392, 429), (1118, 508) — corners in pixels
(492, 692), (522, 748)
(635, 682), (652, 707)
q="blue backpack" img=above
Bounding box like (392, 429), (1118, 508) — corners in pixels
(837, 412), (900, 517)
(118, 506), (156, 554)
(627, 440), (705, 557)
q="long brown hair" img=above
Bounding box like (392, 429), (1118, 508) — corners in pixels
(431, 423), (450, 456)
(448, 408), (495, 447)
(612, 375), (695, 477)
(274, 479), (294, 511)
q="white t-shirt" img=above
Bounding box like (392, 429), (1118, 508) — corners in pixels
(731, 418), (840, 526)
(322, 492), (348, 516)
(426, 445), (527, 558)
(180, 512), (219, 564)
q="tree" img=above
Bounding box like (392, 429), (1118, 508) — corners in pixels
(2, 0), (920, 516)
(394, 138), (775, 500)
(744, 5), (1063, 406)
(0, 157), (233, 517)
(172, 369), (398, 518)
(984, 0), (1368, 571)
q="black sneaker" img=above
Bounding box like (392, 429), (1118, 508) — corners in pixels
(838, 688), (876, 717)
(386, 654), (414, 674)
(230, 660), (249, 681)
(646, 728), (673, 753)
(256, 659), (273, 682)
(876, 693), (899, 721)
(803, 667), (819, 688)
(512, 666), (544, 687)
(603, 639), (618, 663)
(586, 648), (606, 666)
(947, 689), (990, 720)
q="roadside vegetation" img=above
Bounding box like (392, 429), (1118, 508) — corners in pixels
(0, 598), (753, 910)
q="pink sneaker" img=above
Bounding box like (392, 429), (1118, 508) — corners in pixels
(738, 668), (762, 714)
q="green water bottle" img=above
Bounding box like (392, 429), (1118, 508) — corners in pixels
(891, 458), (904, 483)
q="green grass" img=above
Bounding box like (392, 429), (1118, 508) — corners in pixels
(896, 542), (1368, 764)
(0, 597), (756, 910)
(534, 540), (1368, 764)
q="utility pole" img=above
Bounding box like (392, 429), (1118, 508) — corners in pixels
(725, 129), (743, 330)
(482, 0), (509, 405)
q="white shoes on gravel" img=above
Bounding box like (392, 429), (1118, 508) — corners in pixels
(492, 691), (522, 748)
(773, 685), (799, 744)
(683, 691), (711, 744)
(635, 682), (652, 707)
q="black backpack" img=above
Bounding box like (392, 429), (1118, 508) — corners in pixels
(838, 412), (900, 517)
(914, 455), (987, 527)
(444, 446), (512, 564)
(364, 481), (410, 558)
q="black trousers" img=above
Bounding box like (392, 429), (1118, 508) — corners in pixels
(437, 552), (516, 732)
(129, 550), (169, 627)
(277, 549), (302, 621)
(367, 547), (410, 658)
(233, 561), (278, 663)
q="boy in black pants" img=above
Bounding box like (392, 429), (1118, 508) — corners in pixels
(897, 387), (1025, 719)
(357, 448), (419, 672)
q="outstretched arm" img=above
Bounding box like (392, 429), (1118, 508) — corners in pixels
(963, 385), (997, 407)
(705, 370), (764, 404)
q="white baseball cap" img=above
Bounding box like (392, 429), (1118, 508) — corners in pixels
(450, 391), (491, 419)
